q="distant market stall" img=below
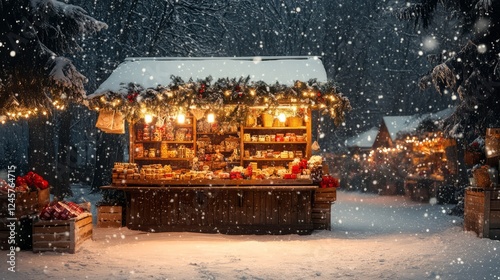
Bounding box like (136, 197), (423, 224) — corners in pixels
(88, 56), (350, 234)
(343, 108), (458, 201)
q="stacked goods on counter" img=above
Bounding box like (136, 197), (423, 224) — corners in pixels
(141, 164), (172, 180)
(112, 162), (140, 180)
(113, 155), (325, 182)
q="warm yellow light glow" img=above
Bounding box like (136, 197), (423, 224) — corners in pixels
(249, 89), (256, 96)
(224, 90), (231, 97)
(177, 113), (186, 124)
(207, 112), (215, 123)
(278, 113), (286, 123)
(144, 114), (153, 124)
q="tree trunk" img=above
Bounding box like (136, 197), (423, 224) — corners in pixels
(53, 109), (73, 199)
(28, 116), (56, 187)
(91, 130), (126, 191)
(28, 112), (73, 199)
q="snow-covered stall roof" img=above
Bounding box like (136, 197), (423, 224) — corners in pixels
(89, 56), (328, 98)
(382, 107), (455, 141)
(382, 115), (417, 141)
(345, 127), (380, 150)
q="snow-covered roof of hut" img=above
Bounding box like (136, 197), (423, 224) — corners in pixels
(345, 127), (379, 149)
(382, 115), (418, 141)
(89, 56), (328, 98)
(382, 107), (455, 141)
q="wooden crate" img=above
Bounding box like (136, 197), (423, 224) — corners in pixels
(32, 213), (93, 253)
(312, 188), (336, 230)
(0, 190), (38, 219)
(38, 188), (50, 209)
(464, 188), (500, 240)
(97, 206), (122, 228)
(0, 188), (49, 219)
(312, 202), (331, 230)
(314, 187), (337, 203)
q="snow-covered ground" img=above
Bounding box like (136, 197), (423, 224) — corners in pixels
(2, 189), (500, 280)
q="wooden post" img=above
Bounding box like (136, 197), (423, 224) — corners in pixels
(484, 190), (491, 238)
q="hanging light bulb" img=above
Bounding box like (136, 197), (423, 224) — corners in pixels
(207, 112), (215, 123)
(144, 114), (153, 124)
(177, 112), (186, 124)
(278, 113), (286, 123)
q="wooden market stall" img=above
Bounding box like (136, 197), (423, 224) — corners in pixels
(89, 56), (349, 235)
(344, 108), (457, 199)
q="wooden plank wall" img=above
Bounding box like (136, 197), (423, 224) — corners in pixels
(464, 189), (485, 237)
(464, 189), (500, 240)
(489, 190), (500, 239)
(126, 188), (314, 235)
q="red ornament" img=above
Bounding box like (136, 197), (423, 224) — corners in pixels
(199, 84), (206, 94)
(127, 92), (138, 103)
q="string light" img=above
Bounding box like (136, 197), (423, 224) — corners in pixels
(278, 113), (286, 123)
(177, 112), (186, 124)
(144, 114), (153, 124)
(207, 112), (215, 123)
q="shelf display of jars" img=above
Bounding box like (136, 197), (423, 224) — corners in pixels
(129, 109), (312, 172)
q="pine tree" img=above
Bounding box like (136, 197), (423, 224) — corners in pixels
(398, 0), (500, 139)
(0, 0), (106, 198)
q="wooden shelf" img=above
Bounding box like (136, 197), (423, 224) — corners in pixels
(242, 158), (295, 161)
(243, 126), (307, 130)
(130, 110), (311, 169)
(243, 141), (307, 145)
(136, 141), (194, 144)
(197, 132), (238, 135)
(135, 157), (193, 161)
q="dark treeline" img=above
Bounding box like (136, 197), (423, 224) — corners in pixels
(1, 0), (464, 194)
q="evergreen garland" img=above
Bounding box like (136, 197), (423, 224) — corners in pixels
(88, 76), (351, 126)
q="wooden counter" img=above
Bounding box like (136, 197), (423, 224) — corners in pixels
(102, 179), (320, 235)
